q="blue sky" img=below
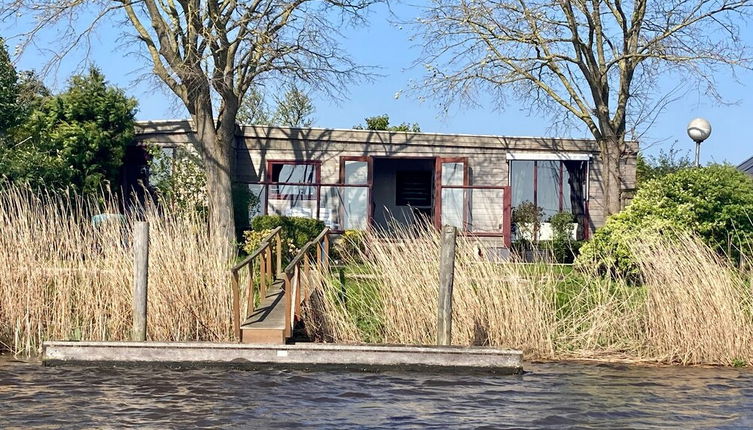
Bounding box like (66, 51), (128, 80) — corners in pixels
(10, 2), (753, 165)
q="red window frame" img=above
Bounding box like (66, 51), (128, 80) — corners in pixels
(266, 160), (321, 200)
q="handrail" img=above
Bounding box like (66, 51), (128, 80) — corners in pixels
(230, 226), (283, 341)
(282, 227), (331, 338)
(231, 227), (282, 272)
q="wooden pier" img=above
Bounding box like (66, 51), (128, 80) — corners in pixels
(42, 341), (523, 374)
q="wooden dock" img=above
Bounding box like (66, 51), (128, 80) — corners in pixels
(42, 341), (523, 374)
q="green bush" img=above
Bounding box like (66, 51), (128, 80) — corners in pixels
(576, 165), (753, 276)
(332, 230), (367, 263)
(251, 215), (325, 253)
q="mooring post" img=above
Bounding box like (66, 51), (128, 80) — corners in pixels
(133, 221), (149, 341)
(438, 225), (457, 346)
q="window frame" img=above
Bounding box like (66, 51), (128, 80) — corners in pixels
(266, 160), (321, 200)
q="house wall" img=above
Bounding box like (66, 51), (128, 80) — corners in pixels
(133, 120), (639, 232)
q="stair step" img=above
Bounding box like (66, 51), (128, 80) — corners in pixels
(240, 279), (287, 344)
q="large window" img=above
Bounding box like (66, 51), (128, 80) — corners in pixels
(510, 160), (585, 219)
(267, 161), (319, 200)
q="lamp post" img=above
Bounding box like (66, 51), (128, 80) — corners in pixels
(687, 118), (712, 168)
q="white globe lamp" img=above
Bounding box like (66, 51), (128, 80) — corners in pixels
(687, 118), (711, 167)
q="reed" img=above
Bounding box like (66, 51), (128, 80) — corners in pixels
(0, 186), (233, 356)
(304, 223), (753, 366)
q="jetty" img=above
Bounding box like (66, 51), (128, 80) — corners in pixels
(42, 341), (523, 373)
(42, 224), (522, 374)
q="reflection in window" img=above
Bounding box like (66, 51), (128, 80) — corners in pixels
(269, 162), (318, 200)
(510, 160), (584, 219)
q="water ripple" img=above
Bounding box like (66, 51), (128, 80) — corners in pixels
(2, 357), (753, 428)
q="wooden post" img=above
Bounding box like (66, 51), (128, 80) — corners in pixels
(247, 261), (255, 314)
(265, 246), (273, 284)
(283, 273), (292, 338)
(437, 225), (457, 346)
(232, 270), (241, 341)
(275, 232), (282, 275)
(132, 221), (149, 342)
(323, 234), (330, 269)
(260, 248), (267, 298)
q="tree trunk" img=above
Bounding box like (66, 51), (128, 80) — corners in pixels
(600, 136), (623, 216)
(204, 136), (235, 256)
(192, 102), (236, 259)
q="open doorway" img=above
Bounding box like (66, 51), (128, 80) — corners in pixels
(372, 157), (435, 230)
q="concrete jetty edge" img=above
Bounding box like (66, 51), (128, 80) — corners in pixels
(42, 341), (523, 374)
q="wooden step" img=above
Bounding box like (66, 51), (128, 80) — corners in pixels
(240, 279), (287, 344)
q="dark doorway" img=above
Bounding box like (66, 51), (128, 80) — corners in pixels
(372, 157), (435, 230)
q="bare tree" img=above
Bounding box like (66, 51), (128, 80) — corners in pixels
(4, 0), (376, 252)
(272, 84), (315, 127)
(415, 0), (752, 215)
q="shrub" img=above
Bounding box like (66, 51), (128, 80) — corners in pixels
(242, 228), (297, 259)
(332, 230), (367, 263)
(549, 211), (577, 263)
(576, 165), (753, 276)
(250, 215), (325, 254)
(512, 201), (543, 242)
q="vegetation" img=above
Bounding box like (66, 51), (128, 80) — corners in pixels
(8, 0), (380, 249)
(0, 39), (23, 133)
(237, 84), (316, 127)
(353, 114), (421, 132)
(302, 223), (753, 366)
(0, 185), (233, 356)
(414, 0), (752, 216)
(577, 165), (753, 276)
(250, 215), (325, 258)
(636, 146), (694, 186)
(0, 67), (136, 193)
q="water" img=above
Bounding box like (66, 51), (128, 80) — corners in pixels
(2, 357), (753, 429)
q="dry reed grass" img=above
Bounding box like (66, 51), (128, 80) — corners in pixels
(0, 186), (233, 356)
(304, 223), (753, 366)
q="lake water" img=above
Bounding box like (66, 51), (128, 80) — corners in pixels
(2, 357), (752, 428)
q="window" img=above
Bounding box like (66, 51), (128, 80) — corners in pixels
(267, 161), (320, 200)
(511, 160), (584, 218)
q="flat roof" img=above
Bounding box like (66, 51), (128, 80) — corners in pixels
(739, 155), (753, 173)
(134, 119), (638, 153)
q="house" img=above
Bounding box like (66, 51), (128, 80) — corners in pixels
(132, 120), (638, 248)
(739, 155), (753, 177)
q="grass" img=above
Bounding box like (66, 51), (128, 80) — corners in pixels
(303, 223), (753, 366)
(4, 184), (753, 367)
(0, 186), (234, 356)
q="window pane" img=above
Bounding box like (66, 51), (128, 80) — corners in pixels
(441, 188), (464, 228)
(562, 165), (572, 213)
(271, 163), (316, 199)
(510, 161), (535, 208)
(319, 185), (368, 230)
(343, 160), (368, 185)
(537, 161), (561, 219)
(467, 188), (504, 233)
(441, 162), (464, 186)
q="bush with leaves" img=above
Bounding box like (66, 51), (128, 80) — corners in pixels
(2, 67), (136, 193)
(332, 230), (367, 263)
(576, 165), (753, 276)
(250, 215), (325, 260)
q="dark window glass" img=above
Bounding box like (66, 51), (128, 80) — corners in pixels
(396, 170), (433, 207)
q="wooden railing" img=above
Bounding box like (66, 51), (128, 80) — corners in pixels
(230, 226), (283, 341)
(282, 227), (331, 338)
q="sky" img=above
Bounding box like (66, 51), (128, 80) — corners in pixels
(8, 2), (753, 165)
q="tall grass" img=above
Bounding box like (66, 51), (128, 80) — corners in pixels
(304, 223), (753, 366)
(0, 186), (232, 356)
